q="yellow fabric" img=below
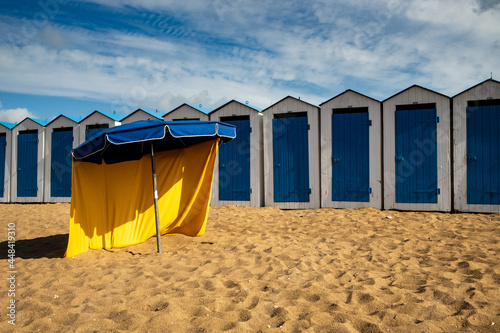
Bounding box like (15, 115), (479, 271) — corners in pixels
(65, 139), (218, 257)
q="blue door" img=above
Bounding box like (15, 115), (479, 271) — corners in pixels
(17, 131), (38, 197)
(272, 114), (310, 202)
(332, 110), (370, 202)
(0, 134), (6, 197)
(85, 124), (109, 140)
(51, 129), (73, 197)
(467, 104), (500, 204)
(219, 118), (251, 201)
(395, 108), (438, 203)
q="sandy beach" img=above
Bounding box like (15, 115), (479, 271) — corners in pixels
(1, 203), (499, 332)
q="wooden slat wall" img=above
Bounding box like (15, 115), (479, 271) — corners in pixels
(121, 110), (161, 123)
(320, 90), (382, 209)
(383, 86), (451, 212)
(78, 113), (120, 145)
(43, 116), (79, 203)
(163, 105), (209, 121)
(210, 101), (264, 207)
(0, 125), (12, 203)
(453, 80), (500, 213)
(263, 97), (320, 209)
(10, 119), (46, 203)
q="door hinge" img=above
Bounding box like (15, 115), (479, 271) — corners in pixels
(249, 188), (252, 194)
(436, 117), (440, 123)
(307, 124), (310, 130)
(437, 188), (441, 195)
(368, 188), (372, 194)
(368, 120), (372, 126)
(249, 127), (252, 133)
(308, 188), (312, 194)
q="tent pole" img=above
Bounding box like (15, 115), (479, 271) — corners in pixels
(150, 142), (162, 253)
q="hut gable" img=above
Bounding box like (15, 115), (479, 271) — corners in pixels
(209, 100), (264, 207)
(0, 122), (14, 202)
(320, 90), (382, 209)
(383, 85), (452, 212)
(262, 96), (320, 209)
(43, 115), (79, 203)
(163, 104), (210, 121)
(120, 109), (162, 123)
(11, 118), (47, 203)
(78, 110), (121, 144)
(452, 79), (500, 213)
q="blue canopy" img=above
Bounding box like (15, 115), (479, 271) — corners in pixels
(73, 120), (236, 164)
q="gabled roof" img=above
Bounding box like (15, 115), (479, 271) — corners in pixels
(0, 121), (16, 130)
(262, 95), (319, 112)
(79, 110), (123, 123)
(320, 89), (380, 106)
(382, 84), (449, 102)
(209, 100), (263, 115)
(46, 114), (79, 127)
(13, 117), (50, 128)
(452, 78), (500, 98)
(120, 108), (162, 122)
(163, 103), (211, 117)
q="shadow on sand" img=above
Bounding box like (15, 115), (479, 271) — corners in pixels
(1, 234), (68, 259)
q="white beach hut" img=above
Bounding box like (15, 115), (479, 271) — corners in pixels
(383, 85), (452, 212)
(209, 100), (264, 207)
(11, 118), (48, 203)
(120, 108), (162, 124)
(43, 115), (80, 203)
(452, 78), (500, 213)
(320, 90), (382, 209)
(263, 96), (320, 209)
(163, 104), (210, 121)
(0, 122), (15, 203)
(78, 110), (121, 145)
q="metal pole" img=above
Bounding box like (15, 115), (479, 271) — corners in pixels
(151, 142), (162, 253)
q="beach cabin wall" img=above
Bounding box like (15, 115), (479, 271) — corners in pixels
(43, 115), (79, 203)
(263, 96), (320, 209)
(163, 104), (210, 121)
(11, 118), (48, 203)
(320, 90), (382, 209)
(209, 100), (264, 207)
(78, 110), (121, 145)
(120, 108), (162, 124)
(383, 85), (452, 212)
(0, 122), (14, 203)
(453, 79), (500, 213)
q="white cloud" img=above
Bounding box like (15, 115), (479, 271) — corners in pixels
(0, 108), (35, 123)
(40, 25), (69, 49)
(0, 0), (499, 114)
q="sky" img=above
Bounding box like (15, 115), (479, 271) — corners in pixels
(0, 0), (499, 124)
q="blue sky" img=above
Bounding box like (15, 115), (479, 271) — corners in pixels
(0, 0), (499, 123)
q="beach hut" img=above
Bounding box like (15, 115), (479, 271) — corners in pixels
(383, 85), (451, 212)
(452, 78), (500, 213)
(263, 96), (320, 209)
(11, 117), (49, 203)
(78, 110), (121, 145)
(120, 108), (162, 124)
(0, 122), (15, 203)
(319, 90), (382, 209)
(43, 115), (80, 203)
(163, 104), (210, 121)
(209, 100), (264, 207)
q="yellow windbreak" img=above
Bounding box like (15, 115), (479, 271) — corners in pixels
(65, 139), (218, 257)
